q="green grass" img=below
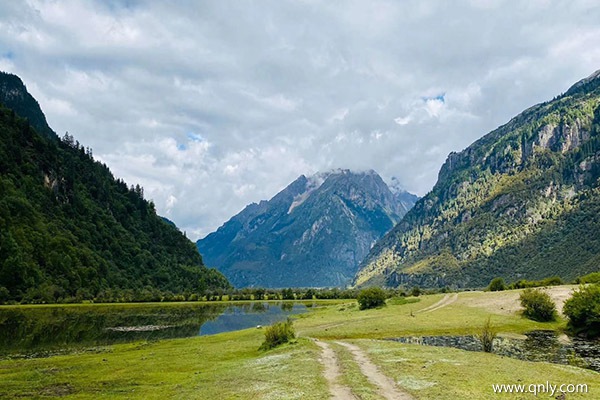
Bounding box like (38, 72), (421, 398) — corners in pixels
(1, 288), (598, 399)
(294, 292), (564, 339)
(355, 339), (598, 399)
(0, 329), (328, 399)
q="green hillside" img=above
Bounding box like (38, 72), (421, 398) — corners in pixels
(355, 69), (600, 288)
(0, 73), (230, 303)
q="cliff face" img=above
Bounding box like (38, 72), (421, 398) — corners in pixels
(355, 69), (600, 288)
(197, 170), (417, 288)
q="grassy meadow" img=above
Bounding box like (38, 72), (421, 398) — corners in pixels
(1, 286), (598, 399)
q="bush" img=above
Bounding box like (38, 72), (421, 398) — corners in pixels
(357, 287), (387, 310)
(519, 288), (557, 322)
(0, 286), (10, 304)
(510, 276), (564, 289)
(476, 317), (497, 352)
(488, 277), (506, 292)
(410, 286), (421, 297)
(575, 272), (600, 284)
(387, 297), (421, 306)
(563, 284), (600, 338)
(259, 319), (295, 350)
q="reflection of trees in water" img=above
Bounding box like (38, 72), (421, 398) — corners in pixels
(0, 302), (307, 357)
(251, 302), (268, 313)
(0, 304), (227, 356)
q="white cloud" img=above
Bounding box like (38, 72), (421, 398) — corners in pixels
(0, 0), (599, 239)
(165, 195), (178, 212)
(394, 116), (411, 126)
(424, 98), (445, 118)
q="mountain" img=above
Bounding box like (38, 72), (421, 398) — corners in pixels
(389, 176), (420, 214)
(0, 72), (55, 138)
(355, 69), (600, 289)
(0, 72), (230, 303)
(197, 170), (417, 288)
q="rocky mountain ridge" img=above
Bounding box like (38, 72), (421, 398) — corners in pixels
(197, 169), (418, 288)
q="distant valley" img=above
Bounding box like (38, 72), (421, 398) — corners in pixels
(3, 68), (600, 299)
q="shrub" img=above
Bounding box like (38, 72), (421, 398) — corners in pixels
(387, 297), (421, 306)
(0, 287), (10, 304)
(357, 287), (387, 310)
(259, 319), (295, 350)
(575, 272), (600, 284)
(410, 286), (421, 297)
(519, 288), (557, 322)
(563, 284), (600, 338)
(488, 277), (506, 292)
(476, 317), (497, 352)
(541, 276), (564, 286)
(510, 276), (564, 289)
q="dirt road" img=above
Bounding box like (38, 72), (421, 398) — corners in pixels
(313, 339), (357, 399)
(417, 293), (458, 314)
(314, 338), (414, 400)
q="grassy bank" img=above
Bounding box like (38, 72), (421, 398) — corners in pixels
(0, 329), (327, 399)
(1, 286), (598, 399)
(294, 290), (566, 339)
(346, 339), (597, 399)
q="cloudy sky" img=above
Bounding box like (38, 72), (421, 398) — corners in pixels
(1, 0), (600, 239)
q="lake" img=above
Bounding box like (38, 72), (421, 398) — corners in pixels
(0, 302), (307, 358)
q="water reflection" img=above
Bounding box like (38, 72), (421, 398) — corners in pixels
(390, 330), (600, 372)
(199, 302), (305, 336)
(0, 302), (305, 358)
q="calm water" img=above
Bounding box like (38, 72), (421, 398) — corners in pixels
(390, 330), (600, 372)
(0, 302), (306, 358)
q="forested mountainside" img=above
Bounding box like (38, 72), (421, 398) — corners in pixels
(198, 170), (418, 288)
(0, 72), (230, 303)
(0, 72), (54, 138)
(355, 69), (600, 289)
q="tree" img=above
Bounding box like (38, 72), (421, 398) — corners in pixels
(281, 288), (295, 300)
(488, 277), (507, 291)
(253, 288), (266, 300)
(410, 286), (421, 297)
(357, 287), (387, 310)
